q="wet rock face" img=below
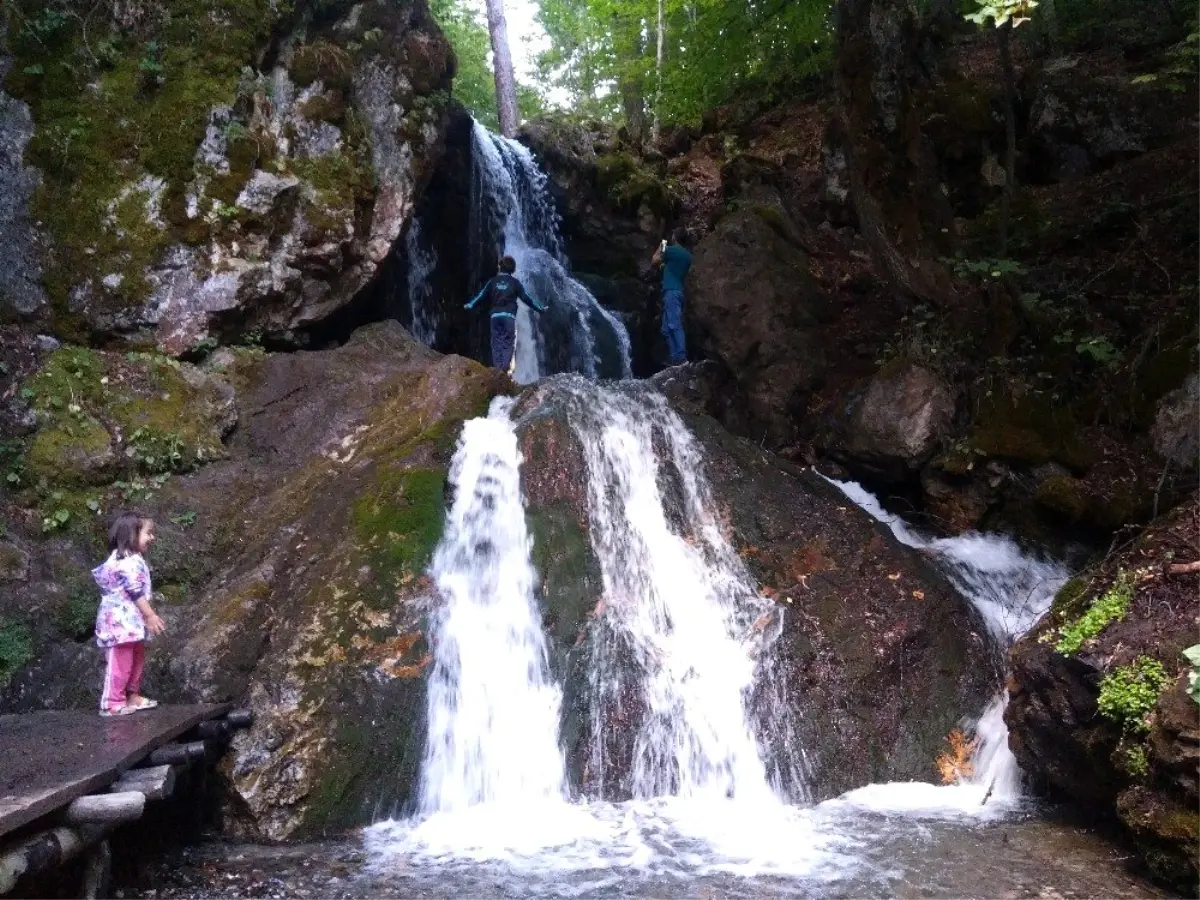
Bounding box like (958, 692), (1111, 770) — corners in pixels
(687, 207), (830, 449)
(2, 323), (510, 840)
(0, 35), (46, 321)
(1006, 495), (1200, 892)
(3, 0), (453, 352)
(512, 381), (996, 801)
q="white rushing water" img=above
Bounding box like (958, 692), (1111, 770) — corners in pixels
(367, 383), (1071, 890)
(403, 218), (439, 348)
(417, 398), (567, 816)
(823, 476), (1069, 815)
(469, 122), (633, 384)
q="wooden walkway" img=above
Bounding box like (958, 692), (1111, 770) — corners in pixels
(0, 705), (230, 841)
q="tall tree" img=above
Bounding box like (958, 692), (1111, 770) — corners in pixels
(652, 0), (664, 142)
(484, 0), (521, 136)
(832, 0), (958, 306)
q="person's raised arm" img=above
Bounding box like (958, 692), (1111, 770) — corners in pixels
(518, 280), (547, 312)
(465, 278), (491, 310)
(651, 242), (664, 267)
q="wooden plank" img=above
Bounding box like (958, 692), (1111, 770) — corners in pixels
(0, 704), (231, 840)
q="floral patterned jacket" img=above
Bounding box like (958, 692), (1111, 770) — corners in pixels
(93, 551), (151, 648)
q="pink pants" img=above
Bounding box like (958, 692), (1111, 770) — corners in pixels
(101, 642), (145, 709)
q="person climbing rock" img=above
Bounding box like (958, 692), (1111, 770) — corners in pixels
(465, 255), (548, 374)
(651, 228), (692, 366)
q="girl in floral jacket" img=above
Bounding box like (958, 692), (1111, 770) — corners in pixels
(93, 512), (167, 716)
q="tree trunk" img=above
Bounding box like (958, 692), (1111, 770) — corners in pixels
(652, 0), (665, 143)
(998, 21), (1017, 257)
(484, 0), (520, 137)
(832, 0), (960, 307)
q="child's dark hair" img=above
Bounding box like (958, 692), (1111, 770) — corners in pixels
(109, 511), (147, 555)
(671, 227), (689, 248)
(499, 256), (516, 274)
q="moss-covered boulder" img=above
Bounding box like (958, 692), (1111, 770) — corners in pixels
(2, 0), (453, 351)
(1006, 494), (1199, 893)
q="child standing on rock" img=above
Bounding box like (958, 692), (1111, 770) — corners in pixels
(93, 511), (166, 716)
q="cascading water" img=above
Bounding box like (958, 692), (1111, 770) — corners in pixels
(403, 218), (439, 348)
(469, 122), (633, 384)
(824, 476), (1069, 813)
(417, 398), (567, 815)
(366, 381), (1076, 894)
(550, 378), (809, 805)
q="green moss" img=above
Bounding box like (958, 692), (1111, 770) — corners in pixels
(291, 40), (354, 91)
(1053, 570), (1134, 656)
(1035, 474), (1089, 522)
(1098, 656), (1169, 734)
(297, 91), (347, 125)
(972, 392), (1095, 473)
(26, 417), (114, 486)
(0, 544), (26, 580)
(0, 618), (33, 687)
(595, 153), (670, 216)
(1050, 575), (1091, 618)
(58, 581), (97, 641)
(353, 467), (446, 608)
(290, 150), (374, 234)
(5, 0), (293, 329)
(753, 205), (789, 235)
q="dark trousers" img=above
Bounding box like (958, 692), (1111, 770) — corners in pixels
(661, 290), (686, 365)
(490, 315), (516, 370)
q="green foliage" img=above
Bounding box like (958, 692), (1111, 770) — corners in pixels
(1122, 740), (1149, 777)
(0, 619), (33, 686)
(535, 0), (832, 128)
(945, 255), (1027, 280)
(1184, 645), (1200, 706)
(59, 583), (97, 641)
(965, 0), (1039, 28)
(1097, 656), (1169, 733)
(170, 509), (198, 528)
(127, 427), (185, 474)
(0, 439), (25, 489)
(429, 0), (500, 130)
(1053, 570), (1133, 655)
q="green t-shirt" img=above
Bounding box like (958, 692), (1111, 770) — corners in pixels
(662, 244), (692, 293)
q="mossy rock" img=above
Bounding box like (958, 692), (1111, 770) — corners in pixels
(1049, 575), (1091, 620)
(595, 153), (671, 217)
(972, 391), (1095, 473)
(21, 347), (234, 488)
(26, 417), (116, 486)
(1035, 473), (1090, 522)
(352, 467), (447, 610)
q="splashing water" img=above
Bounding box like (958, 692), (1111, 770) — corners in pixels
(548, 377), (809, 805)
(823, 475), (1069, 815)
(417, 398), (567, 819)
(404, 218), (438, 348)
(469, 123), (632, 384)
(366, 389), (1073, 893)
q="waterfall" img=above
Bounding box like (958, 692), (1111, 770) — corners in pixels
(417, 398), (567, 815)
(469, 122), (633, 384)
(824, 476), (1068, 813)
(404, 218), (438, 348)
(549, 378), (809, 804)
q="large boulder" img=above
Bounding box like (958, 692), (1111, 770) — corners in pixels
(820, 360), (955, 483)
(1, 323), (511, 840)
(687, 206), (830, 448)
(2, 0), (453, 351)
(512, 378), (996, 800)
(1151, 373), (1198, 473)
(1006, 494), (1199, 892)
